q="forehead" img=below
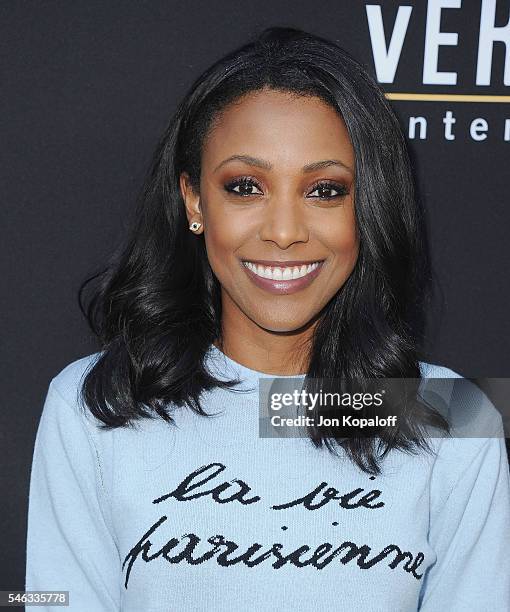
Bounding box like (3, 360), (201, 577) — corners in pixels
(202, 89), (355, 170)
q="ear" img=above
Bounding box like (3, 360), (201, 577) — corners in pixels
(179, 172), (202, 225)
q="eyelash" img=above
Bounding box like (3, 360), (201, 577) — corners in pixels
(223, 176), (349, 200)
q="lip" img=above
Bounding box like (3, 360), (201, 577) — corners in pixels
(240, 259), (325, 295)
(241, 259), (322, 267)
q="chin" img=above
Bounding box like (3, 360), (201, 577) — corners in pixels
(253, 313), (318, 334)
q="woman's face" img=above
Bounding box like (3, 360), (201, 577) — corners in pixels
(181, 88), (359, 334)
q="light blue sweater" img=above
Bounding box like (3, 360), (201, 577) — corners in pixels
(26, 345), (510, 611)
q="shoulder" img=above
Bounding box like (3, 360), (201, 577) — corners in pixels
(418, 360), (463, 379)
(418, 360), (503, 438)
(33, 353), (108, 464)
(41, 352), (105, 433)
(416, 362), (507, 513)
(49, 351), (103, 404)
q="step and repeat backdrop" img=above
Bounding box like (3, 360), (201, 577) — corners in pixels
(364, 1), (509, 377)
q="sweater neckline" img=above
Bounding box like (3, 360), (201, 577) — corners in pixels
(205, 344), (433, 391)
(205, 343), (306, 390)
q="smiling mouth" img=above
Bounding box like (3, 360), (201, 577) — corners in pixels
(242, 260), (323, 281)
(240, 258), (326, 295)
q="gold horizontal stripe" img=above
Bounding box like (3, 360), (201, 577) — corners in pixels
(385, 93), (510, 103)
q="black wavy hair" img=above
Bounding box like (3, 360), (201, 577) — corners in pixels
(78, 26), (449, 475)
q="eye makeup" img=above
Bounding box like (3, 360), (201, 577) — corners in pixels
(223, 176), (349, 200)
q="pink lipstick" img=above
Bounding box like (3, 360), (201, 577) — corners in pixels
(241, 259), (325, 295)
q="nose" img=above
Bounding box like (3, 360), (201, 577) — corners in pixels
(258, 192), (309, 249)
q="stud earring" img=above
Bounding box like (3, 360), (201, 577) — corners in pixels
(189, 221), (202, 232)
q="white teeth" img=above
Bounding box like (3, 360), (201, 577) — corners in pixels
(244, 261), (321, 281)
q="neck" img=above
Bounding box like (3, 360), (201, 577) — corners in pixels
(216, 302), (318, 377)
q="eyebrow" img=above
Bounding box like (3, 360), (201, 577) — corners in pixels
(213, 154), (353, 176)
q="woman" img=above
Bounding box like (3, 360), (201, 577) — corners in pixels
(26, 27), (510, 611)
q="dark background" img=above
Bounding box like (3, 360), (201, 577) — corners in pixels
(2, 0), (509, 589)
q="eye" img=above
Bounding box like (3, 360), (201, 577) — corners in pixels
(224, 176), (264, 197)
(308, 181), (349, 200)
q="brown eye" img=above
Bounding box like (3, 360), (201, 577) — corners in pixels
(308, 181), (349, 200)
(224, 177), (264, 197)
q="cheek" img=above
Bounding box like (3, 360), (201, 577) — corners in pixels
(202, 209), (246, 281)
(323, 209), (359, 260)
(342, 227), (360, 265)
